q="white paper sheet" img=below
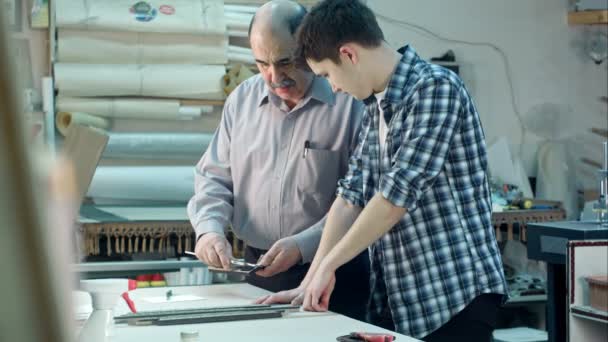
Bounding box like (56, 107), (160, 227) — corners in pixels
(142, 295), (206, 303)
(56, 0), (225, 35)
(54, 63), (226, 100)
(487, 137), (533, 197)
(57, 29), (228, 65)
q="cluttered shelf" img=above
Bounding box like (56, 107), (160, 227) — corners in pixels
(492, 201), (566, 243)
(490, 185), (565, 307)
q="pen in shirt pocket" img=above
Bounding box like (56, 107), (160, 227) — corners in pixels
(303, 140), (310, 158)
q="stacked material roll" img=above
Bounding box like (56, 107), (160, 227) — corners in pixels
(54, 64), (226, 100)
(57, 29), (228, 65)
(56, 0), (225, 35)
(104, 133), (214, 160)
(56, 111), (110, 136)
(56, 97), (211, 120)
(53, 0), (255, 205)
(87, 166), (195, 203)
(224, 4), (255, 38)
(55, 0), (228, 101)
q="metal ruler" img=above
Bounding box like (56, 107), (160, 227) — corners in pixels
(115, 304), (298, 326)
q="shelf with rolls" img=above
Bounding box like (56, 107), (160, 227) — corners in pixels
(46, 0), (254, 269)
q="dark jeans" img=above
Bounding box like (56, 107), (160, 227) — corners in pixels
(372, 293), (503, 341)
(422, 293), (504, 342)
(245, 245), (370, 322)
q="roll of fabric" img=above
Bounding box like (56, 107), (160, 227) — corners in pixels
(228, 52), (255, 65)
(104, 133), (213, 160)
(56, 111), (110, 136)
(54, 64), (226, 100)
(224, 5), (257, 14)
(228, 45), (253, 55)
(87, 166), (195, 203)
(56, 0), (225, 35)
(57, 29), (228, 65)
(56, 97), (210, 120)
(225, 12), (252, 31)
(227, 30), (248, 38)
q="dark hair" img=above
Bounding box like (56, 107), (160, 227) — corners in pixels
(248, 2), (308, 37)
(297, 0), (384, 64)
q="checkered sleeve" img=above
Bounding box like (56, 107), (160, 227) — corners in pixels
(380, 78), (461, 210)
(336, 108), (371, 208)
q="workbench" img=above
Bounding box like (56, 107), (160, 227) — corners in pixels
(527, 220), (608, 342)
(90, 283), (420, 341)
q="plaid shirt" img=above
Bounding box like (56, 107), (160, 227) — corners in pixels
(337, 46), (507, 338)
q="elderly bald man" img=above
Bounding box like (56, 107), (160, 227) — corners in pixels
(187, 0), (369, 321)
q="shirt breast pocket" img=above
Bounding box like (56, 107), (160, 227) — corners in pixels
(296, 148), (342, 200)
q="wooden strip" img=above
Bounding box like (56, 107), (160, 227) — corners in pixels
(591, 128), (608, 138)
(62, 125), (109, 202)
(568, 10), (608, 25)
(582, 157), (602, 169)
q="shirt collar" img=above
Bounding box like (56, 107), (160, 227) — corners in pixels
(382, 44), (420, 105)
(258, 75), (335, 108)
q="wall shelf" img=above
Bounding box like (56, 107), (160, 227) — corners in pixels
(568, 10), (608, 25)
(571, 305), (608, 324)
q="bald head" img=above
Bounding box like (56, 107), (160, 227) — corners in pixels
(248, 0), (307, 38)
(248, 0), (313, 109)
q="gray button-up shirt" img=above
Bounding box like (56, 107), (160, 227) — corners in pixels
(187, 74), (363, 262)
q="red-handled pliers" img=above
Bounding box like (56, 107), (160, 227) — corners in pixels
(336, 332), (396, 342)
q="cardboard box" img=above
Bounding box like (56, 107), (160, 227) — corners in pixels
(586, 275), (608, 312)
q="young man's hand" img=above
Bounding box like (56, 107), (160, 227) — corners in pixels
(255, 236), (302, 277)
(194, 232), (232, 270)
(254, 286), (304, 305)
(303, 264), (336, 312)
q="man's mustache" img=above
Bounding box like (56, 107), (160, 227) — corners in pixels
(270, 78), (296, 89)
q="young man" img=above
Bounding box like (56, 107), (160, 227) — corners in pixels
(188, 0), (369, 321)
(260, 0), (508, 340)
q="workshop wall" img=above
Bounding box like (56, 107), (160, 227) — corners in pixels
(372, 0), (607, 193)
(12, 0), (608, 206)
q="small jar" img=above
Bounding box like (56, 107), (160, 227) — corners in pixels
(180, 330), (200, 342)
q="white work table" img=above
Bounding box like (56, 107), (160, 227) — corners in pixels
(101, 283), (420, 341)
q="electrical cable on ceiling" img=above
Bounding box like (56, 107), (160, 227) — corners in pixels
(374, 11), (527, 157)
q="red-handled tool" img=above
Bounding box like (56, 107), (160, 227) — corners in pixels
(121, 279), (138, 313)
(336, 332), (396, 342)
(121, 292), (137, 313)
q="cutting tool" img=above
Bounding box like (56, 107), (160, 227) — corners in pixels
(184, 251), (265, 274)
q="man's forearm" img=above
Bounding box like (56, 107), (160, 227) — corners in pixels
(291, 215), (325, 264)
(300, 196), (362, 287)
(322, 193), (407, 272)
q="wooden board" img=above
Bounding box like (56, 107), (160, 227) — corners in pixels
(582, 157), (602, 169)
(568, 10), (608, 25)
(62, 125), (109, 204)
